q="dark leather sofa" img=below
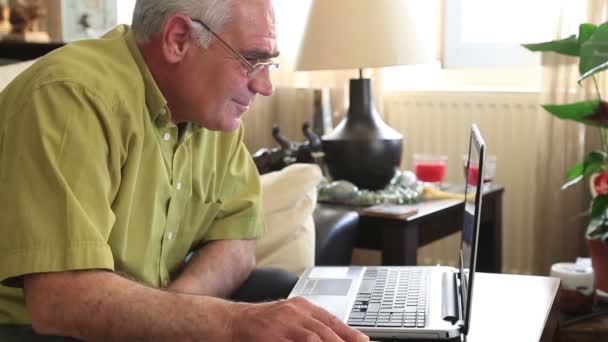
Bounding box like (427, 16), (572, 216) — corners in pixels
(313, 204), (359, 266)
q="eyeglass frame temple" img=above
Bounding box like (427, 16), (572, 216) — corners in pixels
(190, 18), (256, 71)
(191, 18), (279, 75)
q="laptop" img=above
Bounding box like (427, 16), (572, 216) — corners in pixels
(289, 124), (486, 340)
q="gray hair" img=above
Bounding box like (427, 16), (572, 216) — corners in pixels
(131, 0), (235, 48)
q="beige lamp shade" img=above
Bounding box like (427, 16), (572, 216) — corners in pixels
(295, 0), (439, 71)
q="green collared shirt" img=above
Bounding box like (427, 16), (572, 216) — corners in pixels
(0, 25), (264, 324)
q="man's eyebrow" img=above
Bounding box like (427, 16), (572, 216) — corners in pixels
(244, 49), (280, 60)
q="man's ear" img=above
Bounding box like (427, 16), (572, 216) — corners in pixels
(161, 14), (194, 63)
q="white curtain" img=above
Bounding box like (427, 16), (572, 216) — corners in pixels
(531, 0), (608, 274)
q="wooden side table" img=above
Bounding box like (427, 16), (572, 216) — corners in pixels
(355, 184), (504, 272)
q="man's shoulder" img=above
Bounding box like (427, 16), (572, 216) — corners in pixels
(14, 30), (143, 110)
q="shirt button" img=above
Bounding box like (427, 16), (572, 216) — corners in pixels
(163, 133), (171, 141)
(159, 108), (167, 116)
(167, 232), (174, 240)
(176, 182), (183, 190)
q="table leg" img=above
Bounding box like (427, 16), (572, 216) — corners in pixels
(477, 192), (503, 273)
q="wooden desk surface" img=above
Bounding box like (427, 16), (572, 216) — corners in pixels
(466, 273), (559, 342)
(375, 273), (560, 342)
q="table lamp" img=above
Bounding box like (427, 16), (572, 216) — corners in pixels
(296, 0), (438, 190)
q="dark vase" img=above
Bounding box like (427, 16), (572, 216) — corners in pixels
(322, 78), (403, 190)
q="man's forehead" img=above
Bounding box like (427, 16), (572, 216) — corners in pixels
(231, 0), (275, 24)
(230, 1), (279, 58)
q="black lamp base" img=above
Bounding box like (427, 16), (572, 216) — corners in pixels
(322, 78), (403, 190)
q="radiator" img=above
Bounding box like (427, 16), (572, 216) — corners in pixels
(379, 91), (541, 274)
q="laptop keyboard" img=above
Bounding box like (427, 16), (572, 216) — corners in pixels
(347, 268), (429, 328)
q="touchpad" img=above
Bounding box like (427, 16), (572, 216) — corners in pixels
(304, 279), (352, 296)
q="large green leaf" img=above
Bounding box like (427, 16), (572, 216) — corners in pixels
(566, 162), (584, 180)
(522, 34), (579, 56)
(579, 22), (608, 81)
(562, 151), (608, 189)
(562, 174), (583, 190)
(583, 150), (608, 175)
(562, 163), (584, 190)
(542, 99), (605, 126)
(591, 194), (608, 218)
(586, 216), (608, 241)
(580, 60), (608, 82)
(578, 23), (598, 46)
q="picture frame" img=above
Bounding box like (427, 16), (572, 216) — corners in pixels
(61, 0), (116, 42)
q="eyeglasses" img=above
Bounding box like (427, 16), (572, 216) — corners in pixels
(190, 18), (279, 78)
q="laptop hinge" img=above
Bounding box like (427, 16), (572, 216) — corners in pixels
(442, 272), (464, 326)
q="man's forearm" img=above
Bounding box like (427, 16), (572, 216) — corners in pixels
(24, 271), (234, 341)
(169, 239), (256, 297)
(24, 268), (370, 342)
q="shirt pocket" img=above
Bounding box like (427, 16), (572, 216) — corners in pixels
(173, 200), (222, 255)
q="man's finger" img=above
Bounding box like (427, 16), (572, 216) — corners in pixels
(308, 304), (369, 342)
(302, 317), (344, 342)
(287, 327), (323, 342)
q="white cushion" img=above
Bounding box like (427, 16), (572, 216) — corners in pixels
(256, 163), (323, 276)
(0, 60), (35, 91)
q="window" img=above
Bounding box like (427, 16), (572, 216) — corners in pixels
(117, 0), (136, 26)
(383, 0), (587, 91)
(443, 0), (585, 68)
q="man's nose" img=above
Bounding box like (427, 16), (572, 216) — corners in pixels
(249, 69), (274, 96)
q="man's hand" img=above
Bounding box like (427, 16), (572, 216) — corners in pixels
(230, 296), (369, 342)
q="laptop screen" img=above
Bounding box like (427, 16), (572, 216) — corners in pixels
(459, 124), (485, 334)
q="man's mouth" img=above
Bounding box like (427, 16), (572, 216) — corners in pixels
(233, 99), (251, 112)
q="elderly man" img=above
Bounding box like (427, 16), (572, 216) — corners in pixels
(0, 0), (368, 341)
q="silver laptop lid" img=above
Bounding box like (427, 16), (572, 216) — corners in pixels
(459, 124), (485, 335)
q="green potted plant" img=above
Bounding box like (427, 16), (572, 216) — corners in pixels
(523, 21), (608, 297)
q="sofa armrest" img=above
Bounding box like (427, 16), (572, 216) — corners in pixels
(313, 204), (359, 266)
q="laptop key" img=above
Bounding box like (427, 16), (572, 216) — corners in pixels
(377, 322), (403, 327)
(349, 312), (366, 319)
(359, 279), (375, 294)
(366, 302), (380, 313)
(350, 321), (376, 327)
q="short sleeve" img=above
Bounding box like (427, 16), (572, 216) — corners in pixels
(0, 82), (118, 287)
(203, 127), (265, 241)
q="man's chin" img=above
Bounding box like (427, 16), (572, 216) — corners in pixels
(224, 118), (242, 132)
(199, 105), (246, 131)
(210, 116), (242, 132)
